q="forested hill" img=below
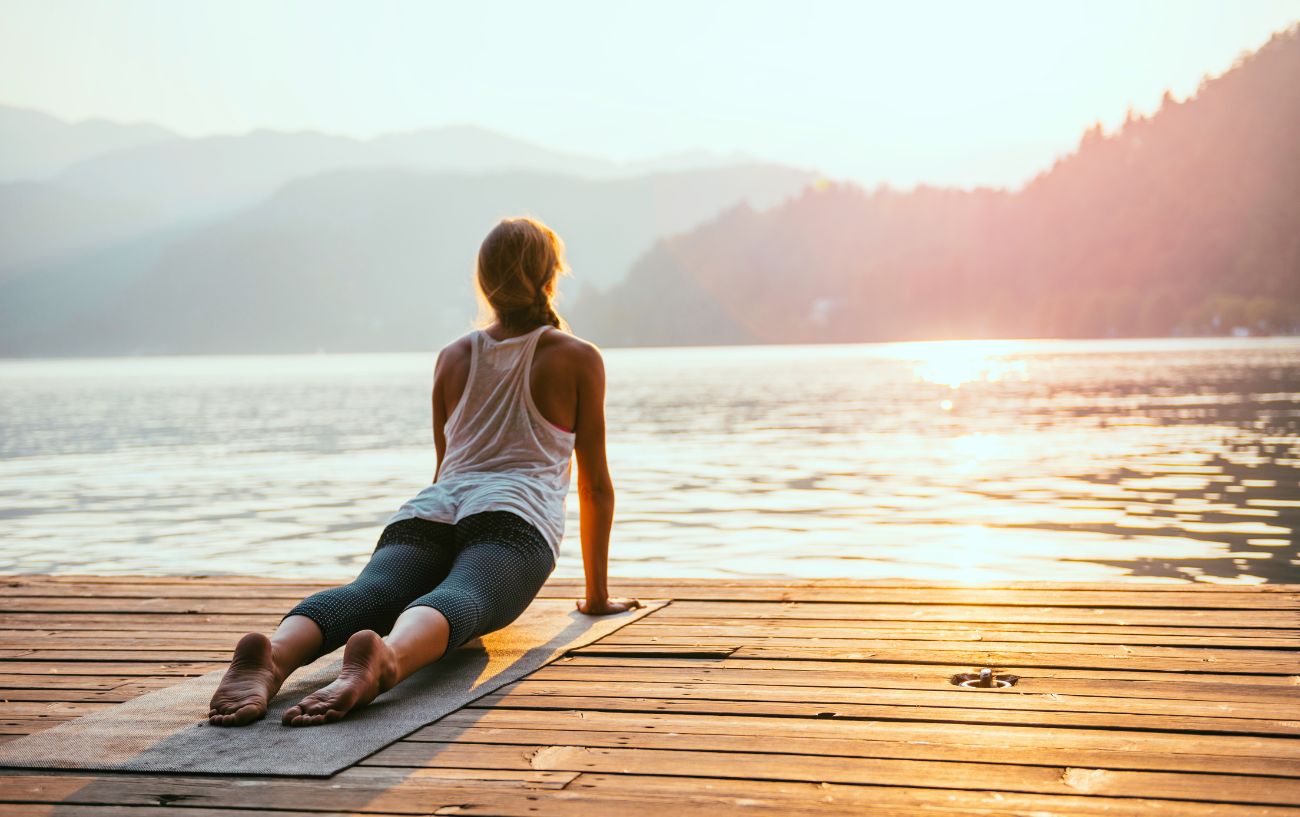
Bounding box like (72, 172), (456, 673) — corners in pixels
(572, 26), (1300, 346)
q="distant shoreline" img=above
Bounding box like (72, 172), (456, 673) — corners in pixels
(2, 334), (1298, 365)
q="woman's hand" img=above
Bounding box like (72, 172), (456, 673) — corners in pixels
(576, 596), (643, 615)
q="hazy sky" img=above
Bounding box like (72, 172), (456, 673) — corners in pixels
(3, 0), (1298, 188)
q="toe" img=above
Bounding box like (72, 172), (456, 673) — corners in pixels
(287, 709), (321, 727)
(232, 703), (262, 725)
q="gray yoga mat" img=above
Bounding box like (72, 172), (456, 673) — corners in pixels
(0, 597), (668, 777)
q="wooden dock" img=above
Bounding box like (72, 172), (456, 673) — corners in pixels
(1, 575), (1298, 815)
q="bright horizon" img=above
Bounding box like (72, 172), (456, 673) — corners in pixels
(3, 0), (1299, 189)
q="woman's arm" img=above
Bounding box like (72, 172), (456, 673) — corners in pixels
(430, 347), (450, 482)
(571, 344), (639, 615)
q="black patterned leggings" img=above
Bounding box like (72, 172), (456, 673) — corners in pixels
(281, 511), (556, 663)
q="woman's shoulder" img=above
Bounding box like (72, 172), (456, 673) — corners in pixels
(538, 327), (603, 371)
(434, 332), (475, 376)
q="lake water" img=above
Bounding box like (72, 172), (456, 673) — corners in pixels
(1, 337), (1297, 584)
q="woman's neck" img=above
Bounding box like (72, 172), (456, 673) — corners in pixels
(485, 320), (541, 341)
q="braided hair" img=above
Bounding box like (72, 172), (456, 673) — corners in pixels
(474, 217), (571, 333)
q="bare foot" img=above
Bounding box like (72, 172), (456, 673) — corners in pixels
(282, 630), (398, 726)
(208, 632), (285, 726)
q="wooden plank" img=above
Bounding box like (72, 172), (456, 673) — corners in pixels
(0, 717), (79, 735)
(468, 690), (1300, 736)
(568, 772), (1300, 817)
(408, 723), (1300, 776)
(543, 587), (1300, 609)
(14, 616), (1298, 647)
(430, 707), (1300, 759)
(484, 678), (1300, 721)
(5, 575), (335, 585)
(7, 649), (243, 662)
(0, 679), (174, 703)
(634, 614), (1300, 633)
(0, 598), (301, 615)
(4, 581), (1298, 608)
(0, 614), (280, 630)
(624, 619), (1300, 646)
(17, 574), (1300, 593)
(360, 741), (1300, 806)
(643, 600), (1300, 627)
(559, 653), (1300, 685)
(0, 580), (334, 598)
(569, 644), (739, 658)
(11, 614), (1297, 641)
(19, 574), (1300, 591)
(721, 644), (1300, 673)
(0, 702), (116, 717)
(572, 642), (1299, 674)
(0, 768), (585, 813)
(0, 635), (255, 649)
(0, 661), (219, 676)
(596, 633), (1300, 663)
(6, 595), (1299, 627)
(7, 627), (1296, 652)
(0, 675), (135, 690)
(4, 767), (1296, 817)
(557, 578), (1300, 593)
(0, 767), (1069, 817)
(0, 689), (139, 703)
(531, 662), (1300, 704)
(0, 807), (418, 817)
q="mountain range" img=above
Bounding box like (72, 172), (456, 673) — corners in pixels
(1, 23), (1296, 355)
(574, 25), (1300, 345)
(0, 113), (813, 354)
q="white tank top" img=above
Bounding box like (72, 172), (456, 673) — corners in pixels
(387, 324), (576, 561)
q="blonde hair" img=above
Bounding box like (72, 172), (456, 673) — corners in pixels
(473, 216), (571, 332)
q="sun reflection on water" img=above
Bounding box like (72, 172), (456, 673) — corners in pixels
(900, 340), (1032, 389)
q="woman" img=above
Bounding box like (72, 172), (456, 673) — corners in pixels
(207, 216), (641, 727)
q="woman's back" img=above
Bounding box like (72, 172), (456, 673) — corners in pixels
(440, 324), (575, 481)
(387, 323), (600, 561)
(437, 323), (585, 438)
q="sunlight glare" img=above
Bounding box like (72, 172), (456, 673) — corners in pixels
(896, 340), (1032, 389)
